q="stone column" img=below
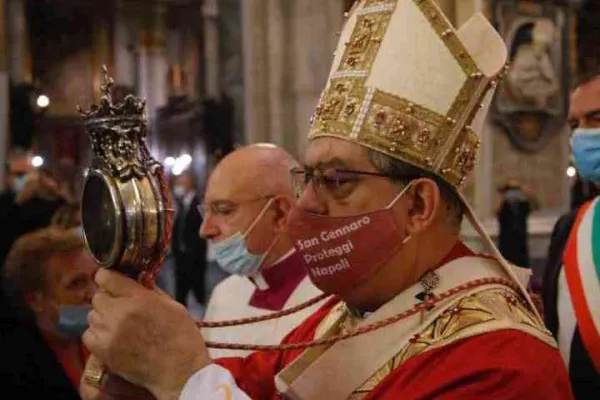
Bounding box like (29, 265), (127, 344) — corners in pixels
(182, 22), (201, 100)
(241, 0), (270, 145)
(266, 0), (286, 148)
(290, 0), (344, 156)
(166, 28), (181, 97)
(134, 3), (169, 157)
(139, 4), (168, 121)
(165, 6), (201, 100)
(6, 0), (31, 84)
(0, 0), (9, 189)
(241, 0), (344, 158)
(203, 0), (220, 99)
(218, 0), (244, 145)
(92, 15), (114, 102)
(114, 1), (136, 87)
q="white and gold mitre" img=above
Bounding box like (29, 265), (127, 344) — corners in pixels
(309, 0), (508, 189)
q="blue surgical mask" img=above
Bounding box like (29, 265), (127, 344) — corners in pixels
(55, 304), (92, 339)
(173, 185), (186, 199)
(13, 175), (27, 194)
(572, 128), (600, 183)
(212, 198), (278, 277)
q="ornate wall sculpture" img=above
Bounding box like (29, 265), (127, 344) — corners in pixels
(488, 0), (574, 153)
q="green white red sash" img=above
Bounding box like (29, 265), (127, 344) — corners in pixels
(563, 197), (600, 372)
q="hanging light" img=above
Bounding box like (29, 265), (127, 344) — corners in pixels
(36, 95), (50, 109)
(31, 155), (44, 167)
(171, 154), (192, 176)
(164, 156), (176, 167)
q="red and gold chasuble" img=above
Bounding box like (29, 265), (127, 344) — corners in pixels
(217, 243), (573, 399)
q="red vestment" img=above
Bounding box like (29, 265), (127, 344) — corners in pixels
(216, 244), (573, 399)
(217, 300), (572, 399)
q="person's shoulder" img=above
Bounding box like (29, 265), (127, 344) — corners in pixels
(205, 275), (254, 319)
(457, 330), (572, 396)
(553, 209), (580, 232)
(457, 329), (562, 367)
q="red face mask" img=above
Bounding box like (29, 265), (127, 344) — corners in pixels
(286, 186), (411, 296)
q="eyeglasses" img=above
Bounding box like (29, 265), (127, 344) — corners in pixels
(198, 196), (273, 219)
(290, 166), (399, 197)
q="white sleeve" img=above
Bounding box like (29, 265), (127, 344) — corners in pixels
(179, 364), (251, 400)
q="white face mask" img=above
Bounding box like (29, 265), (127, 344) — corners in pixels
(13, 175), (27, 194)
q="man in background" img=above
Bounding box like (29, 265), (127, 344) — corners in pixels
(172, 170), (207, 307)
(495, 178), (539, 268)
(570, 173), (600, 210)
(0, 148), (34, 263)
(3, 227), (97, 392)
(0, 165), (66, 266)
(200, 143), (324, 358)
(543, 73), (600, 398)
(1, 147), (33, 201)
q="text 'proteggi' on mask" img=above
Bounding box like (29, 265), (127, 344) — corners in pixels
(295, 216), (371, 277)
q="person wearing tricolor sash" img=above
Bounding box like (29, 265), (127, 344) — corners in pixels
(80, 1), (573, 399)
(543, 73), (600, 398)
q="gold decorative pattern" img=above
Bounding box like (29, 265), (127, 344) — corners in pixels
(337, 8), (394, 73)
(77, 66), (160, 182)
(414, 0), (478, 76)
(348, 287), (554, 399)
(363, 0), (395, 7)
(308, 0), (507, 189)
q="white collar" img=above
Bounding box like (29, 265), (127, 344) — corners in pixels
(252, 248), (296, 290)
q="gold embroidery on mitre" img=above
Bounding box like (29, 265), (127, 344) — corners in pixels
(338, 10), (391, 72)
(348, 287), (555, 399)
(308, 0), (506, 189)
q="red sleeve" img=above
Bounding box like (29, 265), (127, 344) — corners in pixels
(215, 351), (282, 399)
(214, 297), (340, 399)
(368, 330), (574, 400)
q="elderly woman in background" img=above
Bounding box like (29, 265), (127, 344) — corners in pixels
(3, 228), (97, 392)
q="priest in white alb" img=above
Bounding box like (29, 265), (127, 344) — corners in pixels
(200, 144), (325, 359)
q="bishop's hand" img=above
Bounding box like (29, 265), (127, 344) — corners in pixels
(80, 357), (157, 400)
(82, 269), (211, 400)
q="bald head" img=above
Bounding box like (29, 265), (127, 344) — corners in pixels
(206, 143), (298, 200)
(200, 144), (299, 261)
